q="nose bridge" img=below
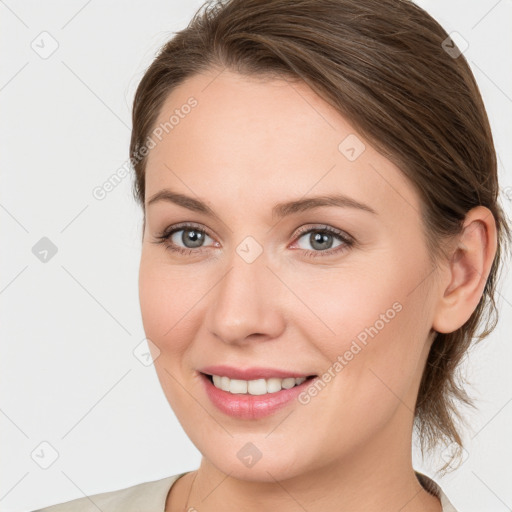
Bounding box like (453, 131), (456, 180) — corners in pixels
(205, 244), (285, 344)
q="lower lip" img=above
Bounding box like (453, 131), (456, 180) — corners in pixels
(199, 372), (317, 420)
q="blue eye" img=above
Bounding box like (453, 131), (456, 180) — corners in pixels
(292, 225), (354, 258)
(152, 223), (354, 259)
(153, 223), (215, 256)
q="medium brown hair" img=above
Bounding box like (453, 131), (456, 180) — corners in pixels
(129, 0), (511, 472)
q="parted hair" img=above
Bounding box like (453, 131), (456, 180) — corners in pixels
(129, 0), (511, 473)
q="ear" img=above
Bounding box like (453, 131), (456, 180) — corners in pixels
(432, 206), (497, 334)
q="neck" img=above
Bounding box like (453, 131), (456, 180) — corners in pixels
(175, 410), (442, 512)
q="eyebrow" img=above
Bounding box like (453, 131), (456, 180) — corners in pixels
(146, 188), (377, 219)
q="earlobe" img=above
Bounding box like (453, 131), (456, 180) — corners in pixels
(432, 206), (497, 334)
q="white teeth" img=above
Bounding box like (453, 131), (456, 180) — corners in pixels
(247, 379), (267, 395)
(229, 379), (248, 394)
(212, 375), (222, 388)
(220, 376), (230, 392)
(281, 377), (297, 389)
(266, 378), (282, 393)
(209, 374), (308, 395)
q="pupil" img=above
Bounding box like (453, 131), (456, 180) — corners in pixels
(310, 232), (333, 251)
(183, 229), (204, 248)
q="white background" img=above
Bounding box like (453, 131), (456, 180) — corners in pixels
(1, 1), (511, 511)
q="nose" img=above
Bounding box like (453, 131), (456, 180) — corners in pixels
(204, 250), (286, 346)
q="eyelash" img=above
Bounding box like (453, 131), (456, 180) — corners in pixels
(151, 222), (355, 259)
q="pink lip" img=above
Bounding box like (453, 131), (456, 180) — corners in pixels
(198, 365), (314, 380)
(198, 372), (318, 420)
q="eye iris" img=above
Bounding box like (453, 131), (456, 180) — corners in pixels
(182, 229), (205, 248)
(173, 228), (341, 251)
(310, 232), (333, 251)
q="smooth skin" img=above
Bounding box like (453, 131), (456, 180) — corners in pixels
(138, 69), (497, 512)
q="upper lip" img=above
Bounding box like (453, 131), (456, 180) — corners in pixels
(199, 365), (316, 380)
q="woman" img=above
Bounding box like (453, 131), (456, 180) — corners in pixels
(35, 0), (510, 510)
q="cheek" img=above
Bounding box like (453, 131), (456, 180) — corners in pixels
(293, 277), (431, 456)
(138, 254), (195, 355)
(138, 255), (203, 412)
(138, 260), (168, 341)
(289, 263), (406, 353)
(297, 251), (433, 394)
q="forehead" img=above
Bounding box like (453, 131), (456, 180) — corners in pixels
(144, 70), (421, 222)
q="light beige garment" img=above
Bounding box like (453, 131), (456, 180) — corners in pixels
(33, 470), (458, 511)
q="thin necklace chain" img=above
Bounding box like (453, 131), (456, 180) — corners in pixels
(183, 471), (198, 512)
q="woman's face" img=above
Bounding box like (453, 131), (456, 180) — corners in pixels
(139, 69), (442, 481)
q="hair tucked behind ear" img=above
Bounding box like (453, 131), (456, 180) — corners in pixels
(129, 0), (512, 473)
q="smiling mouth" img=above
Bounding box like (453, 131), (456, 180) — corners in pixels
(201, 372), (317, 395)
